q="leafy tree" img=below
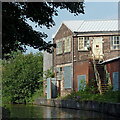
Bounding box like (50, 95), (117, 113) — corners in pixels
(44, 67), (54, 79)
(2, 2), (84, 57)
(2, 51), (43, 103)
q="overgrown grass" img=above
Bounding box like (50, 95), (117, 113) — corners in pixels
(62, 86), (120, 103)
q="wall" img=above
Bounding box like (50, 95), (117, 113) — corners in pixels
(105, 59), (120, 89)
(43, 51), (53, 96)
(53, 25), (120, 96)
(103, 36), (120, 60)
(53, 23), (73, 67)
(35, 98), (120, 117)
(53, 23), (73, 96)
(74, 61), (89, 92)
(73, 37), (90, 62)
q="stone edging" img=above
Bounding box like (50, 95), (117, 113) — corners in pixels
(35, 98), (120, 117)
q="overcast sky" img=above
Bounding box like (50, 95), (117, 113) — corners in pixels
(25, 2), (118, 54)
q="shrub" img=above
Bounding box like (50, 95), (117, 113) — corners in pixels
(2, 51), (43, 104)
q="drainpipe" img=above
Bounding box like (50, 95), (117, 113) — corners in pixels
(52, 38), (54, 73)
(72, 35), (74, 90)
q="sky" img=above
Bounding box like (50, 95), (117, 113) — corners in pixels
(25, 2), (118, 54)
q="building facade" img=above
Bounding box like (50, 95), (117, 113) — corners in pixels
(53, 19), (120, 96)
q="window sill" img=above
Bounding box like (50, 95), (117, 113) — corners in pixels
(78, 50), (89, 52)
(110, 49), (120, 51)
(64, 51), (71, 54)
(56, 53), (63, 56)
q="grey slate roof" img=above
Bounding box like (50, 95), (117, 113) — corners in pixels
(63, 19), (119, 33)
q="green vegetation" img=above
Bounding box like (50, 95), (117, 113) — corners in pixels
(62, 86), (120, 103)
(29, 87), (44, 103)
(44, 67), (54, 79)
(2, 51), (43, 104)
(3, 2), (84, 57)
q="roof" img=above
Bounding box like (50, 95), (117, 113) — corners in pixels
(100, 56), (120, 64)
(63, 19), (119, 33)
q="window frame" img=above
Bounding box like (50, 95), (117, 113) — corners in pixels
(78, 37), (89, 51)
(110, 36), (120, 50)
(64, 37), (71, 53)
(56, 41), (63, 55)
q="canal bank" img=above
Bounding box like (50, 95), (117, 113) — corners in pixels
(35, 98), (120, 117)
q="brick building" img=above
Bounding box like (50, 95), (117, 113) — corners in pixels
(52, 19), (120, 96)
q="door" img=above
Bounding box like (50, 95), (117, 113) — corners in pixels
(113, 72), (119, 91)
(47, 78), (51, 99)
(77, 75), (86, 91)
(92, 37), (103, 60)
(51, 78), (57, 98)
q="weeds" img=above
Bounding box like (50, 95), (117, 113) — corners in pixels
(62, 85), (120, 103)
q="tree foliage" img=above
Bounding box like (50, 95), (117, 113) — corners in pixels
(44, 67), (54, 79)
(2, 2), (84, 57)
(2, 51), (43, 103)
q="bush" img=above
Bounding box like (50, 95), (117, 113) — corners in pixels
(2, 51), (43, 104)
(63, 85), (120, 103)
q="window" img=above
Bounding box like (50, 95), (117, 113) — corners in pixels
(56, 41), (63, 54)
(111, 36), (120, 50)
(77, 75), (86, 91)
(78, 37), (89, 51)
(64, 37), (71, 53)
(56, 67), (63, 80)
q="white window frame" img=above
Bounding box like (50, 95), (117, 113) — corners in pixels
(64, 37), (71, 53)
(110, 36), (120, 50)
(56, 41), (63, 55)
(78, 37), (89, 51)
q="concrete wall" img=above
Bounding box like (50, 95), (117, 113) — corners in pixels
(43, 51), (53, 96)
(43, 51), (53, 77)
(35, 98), (120, 117)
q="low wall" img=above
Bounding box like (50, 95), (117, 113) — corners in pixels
(35, 98), (120, 117)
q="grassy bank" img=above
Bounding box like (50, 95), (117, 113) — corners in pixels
(60, 87), (120, 103)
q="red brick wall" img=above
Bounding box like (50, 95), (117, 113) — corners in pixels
(74, 61), (89, 92)
(103, 36), (120, 60)
(106, 59), (120, 85)
(73, 37), (90, 62)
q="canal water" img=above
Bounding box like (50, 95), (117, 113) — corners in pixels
(6, 104), (117, 119)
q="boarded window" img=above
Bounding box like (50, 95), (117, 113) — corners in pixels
(64, 66), (71, 88)
(77, 75), (86, 91)
(113, 72), (119, 91)
(110, 36), (120, 50)
(78, 37), (89, 51)
(56, 41), (63, 55)
(64, 37), (71, 53)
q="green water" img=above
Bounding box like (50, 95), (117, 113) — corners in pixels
(5, 104), (117, 119)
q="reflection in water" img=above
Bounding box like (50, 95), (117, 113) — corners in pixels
(7, 104), (117, 119)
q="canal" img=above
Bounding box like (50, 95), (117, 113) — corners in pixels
(6, 104), (117, 119)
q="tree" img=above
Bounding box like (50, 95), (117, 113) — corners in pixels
(2, 51), (43, 103)
(2, 2), (84, 57)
